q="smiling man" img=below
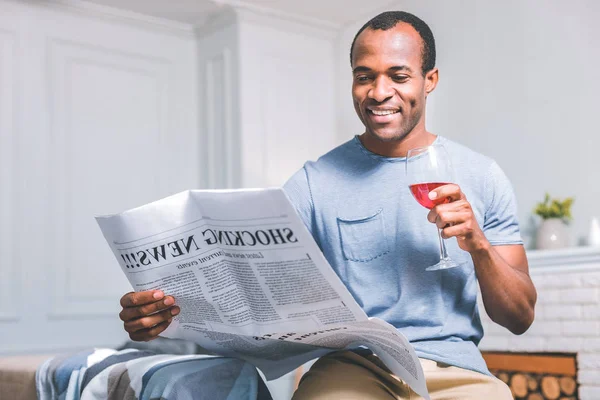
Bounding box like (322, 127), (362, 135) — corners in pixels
(351, 17), (432, 151)
(118, 11), (536, 400)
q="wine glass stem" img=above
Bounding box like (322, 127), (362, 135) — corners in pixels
(438, 228), (449, 261)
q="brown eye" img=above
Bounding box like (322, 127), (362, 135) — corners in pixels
(393, 75), (409, 82)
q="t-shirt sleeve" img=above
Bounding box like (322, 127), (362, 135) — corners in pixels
(483, 161), (523, 245)
(282, 166), (318, 240)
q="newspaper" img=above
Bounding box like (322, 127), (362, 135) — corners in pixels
(96, 188), (430, 399)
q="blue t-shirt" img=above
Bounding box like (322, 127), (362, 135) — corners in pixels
(283, 135), (522, 376)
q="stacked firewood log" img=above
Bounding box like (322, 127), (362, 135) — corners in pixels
(490, 369), (577, 399)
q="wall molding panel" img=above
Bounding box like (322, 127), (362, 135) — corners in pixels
(204, 48), (237, 189)
(0, 0), (196, 354)
(39, 0), (196, 37)
(226, 2), (339, 38)
(45, 38), (172, 318)
(197, 16), (241, 190)
(0, 29), (19, 322)
(0, 0), (336, 358)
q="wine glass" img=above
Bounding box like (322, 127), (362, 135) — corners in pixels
(406, 142), (460, 271)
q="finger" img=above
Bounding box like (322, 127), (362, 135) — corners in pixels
(120, 290), (164, 308)
(441, 222), (470, 239)
(119, 297), (176, 322)
(124, 308), (179, 333)
(434, 211), (472, 230)
(427, 200), (470, 223)
(428, 184), (464, 203)
(427, 207), (436, 223)
(128, 319), (172, 342)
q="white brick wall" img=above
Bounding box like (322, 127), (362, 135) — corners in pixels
(544, 304), (582, 320)
(560, 288), (599, 304)
(478, 248), (600, 400)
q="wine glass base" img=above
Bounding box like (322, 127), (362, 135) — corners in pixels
(426, 258), (460, 271)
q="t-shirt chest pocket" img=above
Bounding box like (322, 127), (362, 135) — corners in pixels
(336, 208), (390, 262)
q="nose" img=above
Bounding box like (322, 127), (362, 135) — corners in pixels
(368, 76), (394, 103)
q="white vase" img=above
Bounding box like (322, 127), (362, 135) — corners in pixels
(588, 217), (600, 247)
(535, 218), (570, 250)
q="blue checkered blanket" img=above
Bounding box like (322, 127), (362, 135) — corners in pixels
(35, 348), (273, 400)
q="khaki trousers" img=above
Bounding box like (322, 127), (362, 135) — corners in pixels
(292, 350), (513, 400)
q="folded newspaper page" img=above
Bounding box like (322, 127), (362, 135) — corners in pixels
(96, 188), (430, 399)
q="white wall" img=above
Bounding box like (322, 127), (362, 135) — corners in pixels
(196, 10), (241, 189)
(0, 0), (199, 354)
(478, 249), (600, 399)
(0, 2), (337, 396)
(195, 7), (339, 190)
(335, 0), (600, 247)
(238, 10), (339, 188)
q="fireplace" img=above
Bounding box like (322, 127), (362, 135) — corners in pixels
(478, 247), (600, 400)
(483, 351), (577, 399)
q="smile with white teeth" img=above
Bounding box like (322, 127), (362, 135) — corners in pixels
(369, 109), (400, 116)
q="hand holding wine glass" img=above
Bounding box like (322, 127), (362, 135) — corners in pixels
(406, 142), (460, 271)
(406, 142), (489, 271)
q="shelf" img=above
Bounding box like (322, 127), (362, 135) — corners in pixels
(525, 246), (600, 272)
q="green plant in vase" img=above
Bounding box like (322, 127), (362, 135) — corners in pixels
(534, 193), (574, 250)
(534, 193), (574, 221)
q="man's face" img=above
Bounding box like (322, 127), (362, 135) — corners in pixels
(351, 24), (435, 142)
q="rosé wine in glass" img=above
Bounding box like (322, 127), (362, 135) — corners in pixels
(409, 182), (451, 210)
(406, 143), (460, 271)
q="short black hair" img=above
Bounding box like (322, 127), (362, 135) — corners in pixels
(350, 11), (436, 75)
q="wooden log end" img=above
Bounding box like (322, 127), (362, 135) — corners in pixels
(511, 373), (529, 398)
(559, 376), (576, 396)
(541, 376), (561, 400)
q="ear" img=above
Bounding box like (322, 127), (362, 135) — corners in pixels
(424, 68), (439, 96)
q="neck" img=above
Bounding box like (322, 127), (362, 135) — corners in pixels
(359, 127), (437, 158)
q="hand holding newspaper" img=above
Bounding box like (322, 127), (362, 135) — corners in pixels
(96, 188), (430, 399)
